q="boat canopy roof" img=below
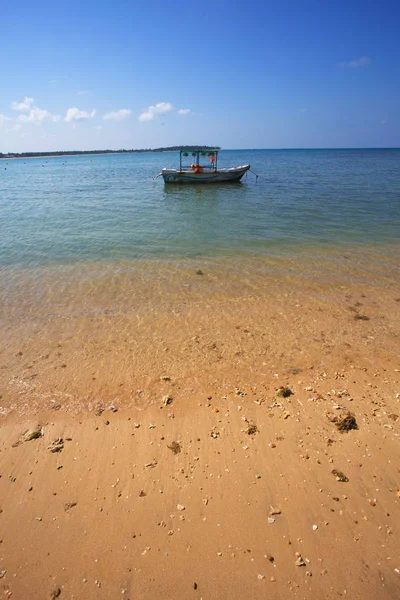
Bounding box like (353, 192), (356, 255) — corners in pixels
(180, 147), (220, 153)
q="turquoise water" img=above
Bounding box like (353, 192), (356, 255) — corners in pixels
(1, 149), (400, 270)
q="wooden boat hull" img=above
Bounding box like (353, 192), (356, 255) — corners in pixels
(161, 165), (250, 184)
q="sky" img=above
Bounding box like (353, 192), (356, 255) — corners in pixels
(0, 0), (399, 151)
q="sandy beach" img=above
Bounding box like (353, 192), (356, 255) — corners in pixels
(0, 259), (399, 599)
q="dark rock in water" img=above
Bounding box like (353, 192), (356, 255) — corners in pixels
(276, 386), (293, 398)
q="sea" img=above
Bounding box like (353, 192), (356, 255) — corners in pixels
(1, 148), (400, 414)
(1, 148), (400, 308)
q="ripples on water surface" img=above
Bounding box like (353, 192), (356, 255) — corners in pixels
(1, 149), (400, 294)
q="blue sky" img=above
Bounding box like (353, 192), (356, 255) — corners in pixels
(1, 0), (399, 151)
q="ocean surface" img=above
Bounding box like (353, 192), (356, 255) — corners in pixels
(1, 149), (400, 291)
(1, 148), (400, 416)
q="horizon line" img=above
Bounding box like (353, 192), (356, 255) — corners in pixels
(2, 146), (400, 158)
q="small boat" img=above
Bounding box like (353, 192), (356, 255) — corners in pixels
(155, 148), (250, 184)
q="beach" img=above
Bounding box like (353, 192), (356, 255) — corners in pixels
(1, 256), (400, 599)
(1, 150), (399, 598)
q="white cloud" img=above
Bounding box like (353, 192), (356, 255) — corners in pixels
(138, 102), (173, 122)
(339, 56), (370, 68)
(177, 108), (191, 115)
(11, 96), (34, 111)
(103, 108), (131, 121)
(299, 108), (307, 112)
(12, 123), (22, 131)
(94, 125), (103, 130)
(380, 120), (388, 125)
(17, 107), (61, 123)
(77, 90), (89, 96)
(0, 114), (12, 128)
(64, 107), (96, 122)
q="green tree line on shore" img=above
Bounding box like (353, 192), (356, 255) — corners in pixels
(0, 146), (220, 159)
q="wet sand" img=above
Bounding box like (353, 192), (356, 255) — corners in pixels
(0, 257), (399, 598)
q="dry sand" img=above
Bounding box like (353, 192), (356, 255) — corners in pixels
(0, 260), (399, 599)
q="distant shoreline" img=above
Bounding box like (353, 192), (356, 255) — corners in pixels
(0, 146), (220, 160)
(1, 147), (399, 161)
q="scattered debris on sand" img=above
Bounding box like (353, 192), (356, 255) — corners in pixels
(24, 428), (43, 441)
(328, 411), (358, 432)
(246, 423), (258, 435)
(48, 438), (64, 453)
(295, 553), (306, 567)
(276, 386), (293, 398)
(332, 469), (349, 482)
(266, 554), (274, 562)
(12, 427), (43, 447)
(269, 506), (281, 516)
(162, 395), (173, 406)
(167, 441), (181, 455)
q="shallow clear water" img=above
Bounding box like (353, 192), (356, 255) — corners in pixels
(1, 149), (400, 271)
